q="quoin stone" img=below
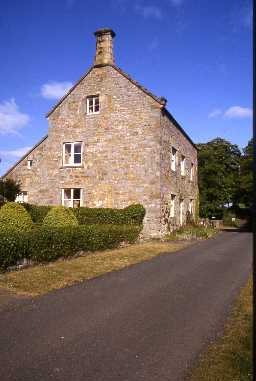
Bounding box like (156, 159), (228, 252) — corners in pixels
(3, 28), (198, 237)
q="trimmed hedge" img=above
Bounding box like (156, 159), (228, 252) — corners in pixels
(43, 206), (78, 228)
(73, 204), (146, 225)
(0, 224), (142, 270)
(23, 203), (51, 223)
(0, 202), (33, 232)
(22, 203), (146, 225)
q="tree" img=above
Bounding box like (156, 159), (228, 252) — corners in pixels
(197, 138), (241, 218)
(0, 178), (21, 202)
(236, 139), (253, 207)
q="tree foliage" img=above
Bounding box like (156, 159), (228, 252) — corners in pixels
(236, 139), (253, 207)
(0, 178), (21, 202)
(197, 138), (241, 218)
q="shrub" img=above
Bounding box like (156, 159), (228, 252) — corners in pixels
(23, 203), (52, 223)
(223, 209), (240, 227)
(74, 204), (145, 225)
(43, 206), (78, 228)
(0, 224), (142, 270)
(0, 202), (33, 232)
(167, 224), (216, 241)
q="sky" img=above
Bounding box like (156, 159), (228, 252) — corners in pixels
(0, 0), (252, 175)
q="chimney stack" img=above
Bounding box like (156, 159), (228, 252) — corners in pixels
(94, 28), (116, 66)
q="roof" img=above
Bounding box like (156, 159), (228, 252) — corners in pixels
(46, 64), (166, 117)
(1, 135), (48, 178)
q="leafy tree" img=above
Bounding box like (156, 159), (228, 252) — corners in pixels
(0, 178), (21, 202)
(236, 139), (253, 207)
(197, 138), (241, 218)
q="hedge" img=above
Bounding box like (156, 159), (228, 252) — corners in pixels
(0, 224), (142, 270)
(23, 203), (52, 223)
(43, 206), (78, 228)
(0, 202), (33, 232)
(22, 203), (146, 225)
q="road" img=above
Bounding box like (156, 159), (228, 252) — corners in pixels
(0, 230), (252, 381)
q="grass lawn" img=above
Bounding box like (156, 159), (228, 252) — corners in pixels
(0, 241), (192, 296)
(188, 276), (252, 381)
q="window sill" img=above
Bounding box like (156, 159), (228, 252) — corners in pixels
(60, 165), (84, 169)
(86, 112), (100, 116)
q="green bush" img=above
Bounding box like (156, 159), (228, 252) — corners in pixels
(43, 206), (78, 228)
(0, 202), (33, 232)
(223, 209), (240, 227)
(74, 204), (145, 225)
(23, 203), (52, 223)
(167, 224), (216, 241)
(0, 230), (29, 270)
(22, 203), (146, 225)
(0, 224), (142, 270)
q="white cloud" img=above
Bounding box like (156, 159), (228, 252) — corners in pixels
(223, 106), (252, 119)
(208, 109), (222, 118)
(0, 146), (32, 158)
(0, 99), (30, 135)
(41, 81), (73, 100)
(135, 4), (162, 19)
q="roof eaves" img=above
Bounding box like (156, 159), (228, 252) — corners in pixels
(1, 135), (48, 178)
(163, 109), (198, 150)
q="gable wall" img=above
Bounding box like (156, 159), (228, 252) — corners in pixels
(8, 66), (162, 236)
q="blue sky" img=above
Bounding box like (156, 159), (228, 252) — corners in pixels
(0, 0), (252, 175)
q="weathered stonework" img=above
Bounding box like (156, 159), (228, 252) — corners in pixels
(4, 29), (198, 238)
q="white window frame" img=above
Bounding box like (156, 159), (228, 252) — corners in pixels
(171, 147), (177, 171)
(180, 199), (184, 225)
(181, 155), (186, 176)
(27, 159), (33, 169)
(63, 142), (82, 167)
(190, 163), (194, 181)
(189, 199), (193, 215)
(86, 95), (100, 115)
(170, 194), (176, 218)
(15, 191), (28, 203)
(61, 188), (83, 208)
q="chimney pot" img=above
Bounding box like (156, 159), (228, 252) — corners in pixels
(94, 28), (116, 66)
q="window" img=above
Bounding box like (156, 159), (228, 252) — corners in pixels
(171, 147), (177, 171)
(87, 95), (100, 114)
(62, 188), (82, 208)
(181, 155), (186, 176)
(189, 199), (193, 215)
(170, 194), (176, 218)
(15, 191), (28, 203)
(63, 142), (82, 166)
(179, 199), (184, 225)
(27, 160), (33, 169)
(190, 163), (194, 181)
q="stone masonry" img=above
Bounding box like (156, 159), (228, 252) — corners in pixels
(3, 28), (198, 237)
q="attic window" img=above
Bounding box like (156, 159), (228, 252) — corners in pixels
(27, 160), (33, 169)
(171, 147), (177, 171)
(87, 95), (100, 114)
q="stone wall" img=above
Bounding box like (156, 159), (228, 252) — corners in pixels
(7, 65), (163, 236)
(160, 111), (198, 234)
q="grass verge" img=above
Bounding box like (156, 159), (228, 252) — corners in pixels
(188, 276), (253, 381)
(0, 241), (191, 296)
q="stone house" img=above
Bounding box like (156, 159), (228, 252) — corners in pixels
(3, 28), (198, 237)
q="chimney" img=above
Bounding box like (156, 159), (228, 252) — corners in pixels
(94, 28), (116, 66)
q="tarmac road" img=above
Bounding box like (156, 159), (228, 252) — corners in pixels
(0, 230), (252, 381)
